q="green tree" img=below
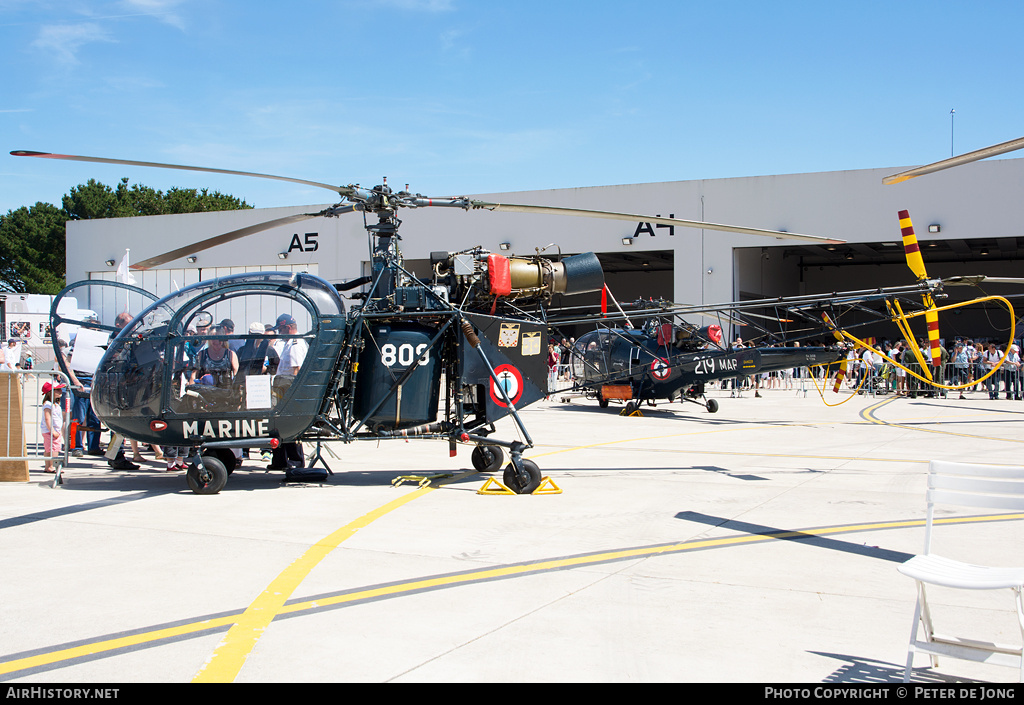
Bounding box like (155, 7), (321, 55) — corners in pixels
(0, 202), (68, 294)
(62, 178), (251, 219)
(0, 179), (252, 293)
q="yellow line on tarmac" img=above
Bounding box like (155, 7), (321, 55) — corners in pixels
(5, 411), (1016, 681)
(527, 424), (793, 460)
(3, 511), (1022, 679)
(190, 471), (473, 683)
(276, 512), (1024, 616)
(0, 615), (239, 678)
(861, 398), (1024, 443)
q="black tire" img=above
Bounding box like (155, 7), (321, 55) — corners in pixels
(472, 445), (504, 472)
(623, 401), (639, 415)
(186, 456), (228, 495)
(598, 397), (609, 408)
(706, 398), (719, 413)
(502, 459), (542, 495)
(211, 448), (237, 475)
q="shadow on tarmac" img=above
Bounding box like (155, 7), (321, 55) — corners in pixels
(811, 651), (986, 684)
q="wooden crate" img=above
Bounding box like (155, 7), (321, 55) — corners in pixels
(0, 372), (29, 481)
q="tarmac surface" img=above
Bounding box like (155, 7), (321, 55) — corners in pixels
(2, 384), (1024, 683)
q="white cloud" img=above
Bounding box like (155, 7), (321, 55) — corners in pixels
(31, 22), (115, 65)
(118, 0), (187, 30)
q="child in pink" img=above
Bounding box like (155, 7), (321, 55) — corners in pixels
(40, 381), (66, 473)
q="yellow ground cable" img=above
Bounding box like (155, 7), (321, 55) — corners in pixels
(892, 299), (934, 381)
(806, 360), (869, 407)
(844, 295), (1016, 392)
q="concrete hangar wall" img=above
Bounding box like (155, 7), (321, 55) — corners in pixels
(67, 157), (1024, 341)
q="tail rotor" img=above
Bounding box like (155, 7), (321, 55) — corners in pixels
(898, 210), (943, 373)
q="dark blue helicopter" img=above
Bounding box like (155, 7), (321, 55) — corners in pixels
(567, 313), (845, 415)
(19, 149), (843, 494)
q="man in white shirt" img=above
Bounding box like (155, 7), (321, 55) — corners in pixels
(983, 343), (1003, 400)
(275, 313), (307, 375)
(1002, 343), (1021, 400)
(269, 313), (307, 471)
(3, 338), (21, 371)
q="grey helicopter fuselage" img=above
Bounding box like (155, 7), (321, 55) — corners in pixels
(571, 326), (845, 407)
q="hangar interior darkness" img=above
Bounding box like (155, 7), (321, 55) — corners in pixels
(379, 240), (1021, 346)
(735, 237), (1024, 344)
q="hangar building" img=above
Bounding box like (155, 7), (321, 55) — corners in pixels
(67, 157), (1024, 343)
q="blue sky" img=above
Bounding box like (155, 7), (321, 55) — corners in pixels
(2, 0), (1023, 215)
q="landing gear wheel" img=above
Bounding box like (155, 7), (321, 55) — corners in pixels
(210, 448), (237, 475)
(598, 397), (609, 408)
(706, 398), (719, 413)
(472, 445), (504, 472)
(503, 459), (542, 495)
(624, 401), (639, 415)
(186, 456), (228, 495)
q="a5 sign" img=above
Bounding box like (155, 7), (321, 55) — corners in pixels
(287, 232), (319, 253)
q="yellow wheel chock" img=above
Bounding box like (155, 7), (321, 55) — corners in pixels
(392, 473), (452, 489)
(477, 476), (562, 495)
(532, 477), (562, 494)
(477, 477), (515, 495)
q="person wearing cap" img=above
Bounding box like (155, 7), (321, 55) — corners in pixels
(3, 338), (20, 371)
(269, 313), (306, 470)
(953, 342), (970, 399)
(237, 322), (280, 377)
(189, 325), (239, 386)
(40, 381), (66, 473)
(1002, 343), (1021, 400)
(219, 318), (244, 353)
(982, 342), (1003, 400)
(276, 314), (306, 375)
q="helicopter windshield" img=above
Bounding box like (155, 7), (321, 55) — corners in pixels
(92, 272), (344, 429)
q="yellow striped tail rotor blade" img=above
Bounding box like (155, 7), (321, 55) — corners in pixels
(833, 359), (848, 393)
(821, 312), (844, 342)
(899, 210), (929, 281)
(925, 303), (942, 367)
(899, 210), (943, 368)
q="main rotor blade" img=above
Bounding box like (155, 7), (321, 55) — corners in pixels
(11, 150), (350, 195)
(882, 136), (1024, 185)
(942, 275), (1024, 286)
(468, 201), (843, 244)
(132, 210), (340, 270)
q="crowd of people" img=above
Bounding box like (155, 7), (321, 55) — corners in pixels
(541, 332), (1024, 401)
(723, 336), (1023, 400)
(47, 313), (306, 473)
(838, 337), (1022, 400)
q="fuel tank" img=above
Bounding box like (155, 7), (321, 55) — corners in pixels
(354, 323), (442, 430)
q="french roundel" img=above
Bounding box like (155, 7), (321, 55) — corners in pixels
(650, 357), (671, 381)
(490, 364), (524, 407)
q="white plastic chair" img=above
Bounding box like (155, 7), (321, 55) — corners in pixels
(898, 460), (1024, 682)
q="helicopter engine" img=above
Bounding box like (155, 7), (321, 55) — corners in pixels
(431, 249), (604, 309)
(671, 323), (724, 351)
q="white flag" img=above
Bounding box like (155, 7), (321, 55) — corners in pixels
(116, 249), (136, 285)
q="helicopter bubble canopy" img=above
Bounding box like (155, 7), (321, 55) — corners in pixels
(48, 279), (162, 387)
(89, 271), (347, 446)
